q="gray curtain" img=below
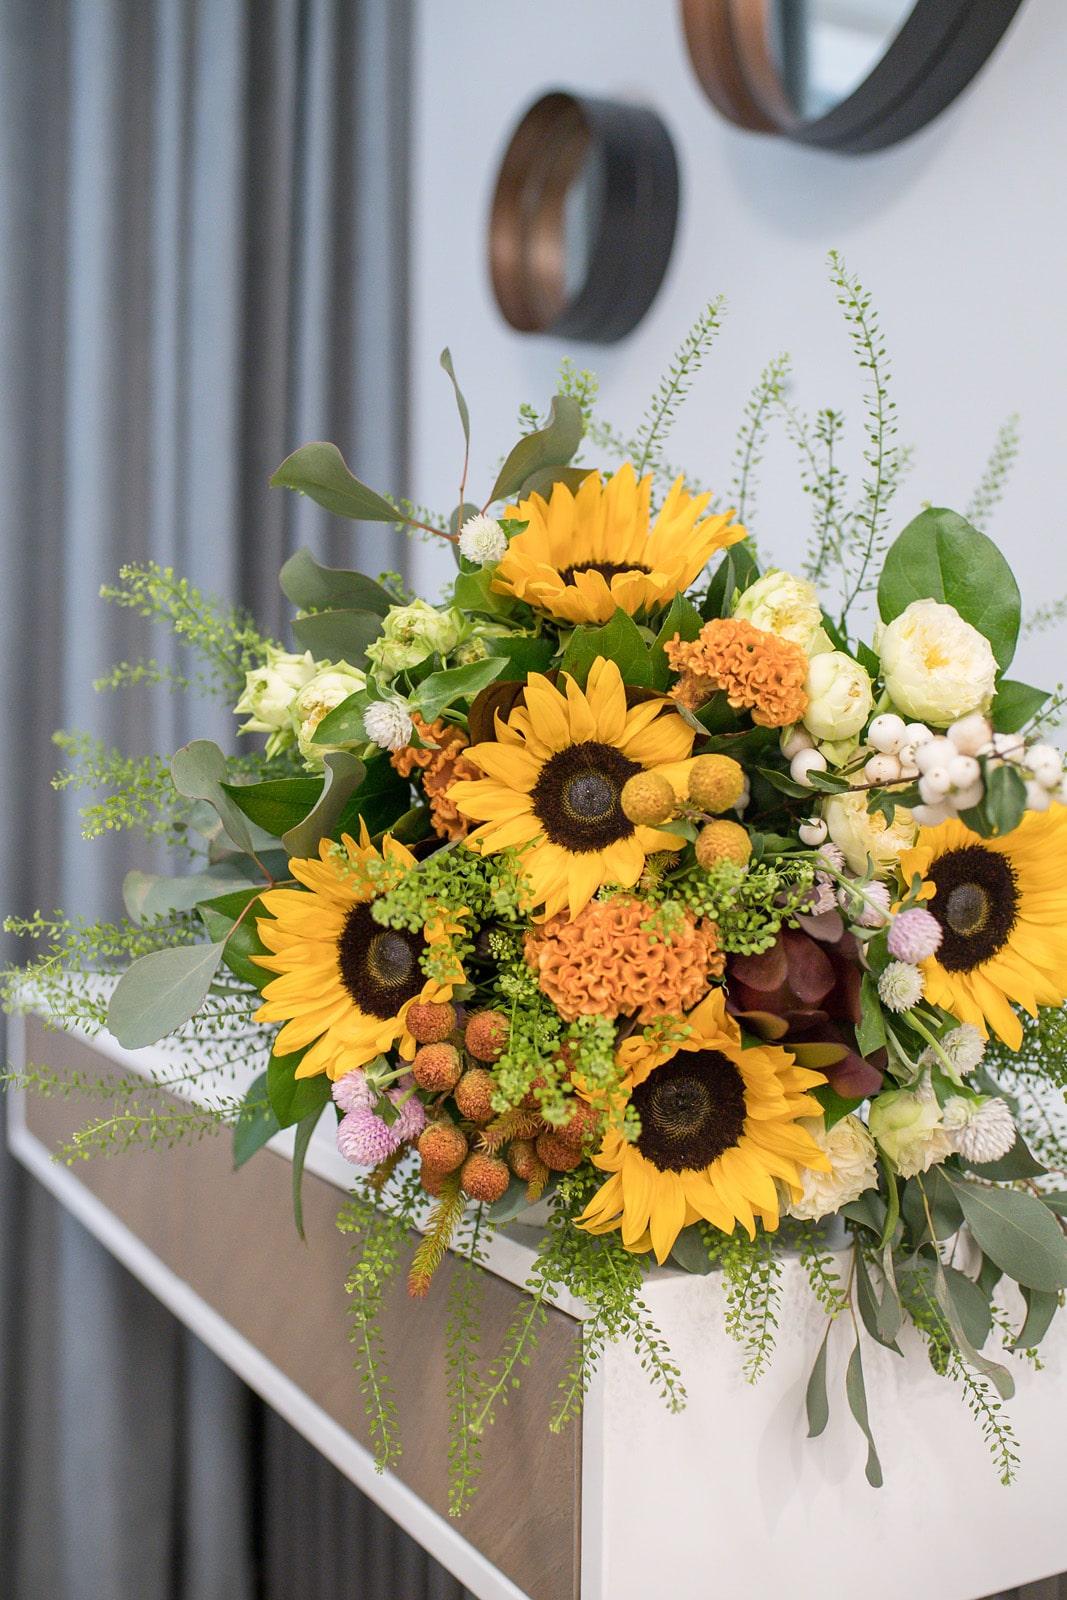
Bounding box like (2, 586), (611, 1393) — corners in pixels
(0, 2), (471, 1597)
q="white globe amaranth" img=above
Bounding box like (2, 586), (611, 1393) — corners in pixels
(868, 1085), (953, 1179)
(877, 959), (924, 1012)
(878, 599), (997, 725)
(293, 661), (367, 764)
(823, 789), (917, 878)
(458, 512), (508, 566)
(733, 568), (826, 653)
(802, 651), (874, 741)
(363, 699), (414, 752)
(942, 1095), (1016, 1164)
(786, 1115), (879, 1222)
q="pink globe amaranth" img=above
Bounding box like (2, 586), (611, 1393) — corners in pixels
(332, 1069), (373, 1115)
(388, 1076), (427, 1142)
(336, 1108), (397, 1167)
(887, 907), (943, 964)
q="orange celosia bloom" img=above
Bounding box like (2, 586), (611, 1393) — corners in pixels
(665, 618), (808, 728)
(524, 895), (724, 1023)
(391, 713), (479, 841)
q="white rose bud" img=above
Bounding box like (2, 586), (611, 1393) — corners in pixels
(879, 599), (997, 725)
(824, 789), (917, 877)
(293, 661), (367, 764)
(868, 1084), (953, 1179)
(458, 513), (507, 565)
(802, 651), (874, 741)
(365, 599), (465, 678)
(234, 646), (319, 753)
(733, 568), (825, 652)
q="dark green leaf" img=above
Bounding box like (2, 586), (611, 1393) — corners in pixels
(439, 347), (470, 452)
(279, 548), (393, 616)
(486, 634), (556, 680)
(313, 689), (370, 747)
(171, 740), (255, 855)
(489, 395), (584, 504)
(197, 888), (269, 990)
(756, 765), (814, 799)
(812, 1083), (864, 1130)
(648, 594), (703, 690)
(857, 973), (888, 1057)
(991, 679), (1050, 734)
(855, 639), (880, 678)
(946, 1174), (1067, 1291)
(223, 777), (330, 839)
(270, 440), (400, 523)
(701, 542), (759, 620)
(282, 751), (365, 858)
(901, 1168), (963, 1246)
(290, 607), (383, 663)
(452, 567), (514, 618)
(1013, 1286), (1060, 1350)
(411, 657), (507, 722)
(842, 1189), (887, 1236)
(877, 507), (1021, 671)
(292, 1102), (326, 1240)
(805, 1324), (832, 1438)
(233, 1072), (280, 1168)
(845, 1340), (883, 1487)
(267, 1050), (332, 1130)
(107, 941), (226, 1048)
(559, 609), (653, 690)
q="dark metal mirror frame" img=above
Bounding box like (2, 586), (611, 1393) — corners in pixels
(489, 91), (680, 344)
(681, 0), (1027, 154)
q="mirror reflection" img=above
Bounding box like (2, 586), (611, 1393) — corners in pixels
(769, 0), (915, 120)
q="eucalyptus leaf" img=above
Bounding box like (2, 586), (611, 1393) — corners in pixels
(439, 347), (470, 452)
(1013, 1286), (1059, 1351)
(946, 1174), (1067, 1292)
(929, 1256), (1014, 1400)
(290, 607), (383, 663)
(991, 678), (1050, 734)
(805, 1324), (832, 1438)
(517, 464), (592, 499)
(941, 1264), (993, 1350)
(123, 860), (261, 924)
(855, 1251), (902, 1355)
(489, 395), (584, 505)
(668, 1227), (716, 1275)
(845, 1340), (883, 1488)
(282, 751), (366, 858)
(107, 941), (226, 1048)
(876, 507), (1021, 671)
(197, 888), (269, 990)
(279, 548), (393, 616)
(270, 440), (400, 523)
(171, 741), (255, 855)
(233, 1071), (280, 1169)
(411, 657), (506, 722)
(558, 609), (653, 689)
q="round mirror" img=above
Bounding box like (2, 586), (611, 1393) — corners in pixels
(489, 92), (679, 343)
(681, 0), (1026, 153)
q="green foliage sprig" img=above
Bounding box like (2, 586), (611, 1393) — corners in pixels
(731, 352), (790, 540)
(633, 298), (725, 478)
(966, 414), (1021, 531)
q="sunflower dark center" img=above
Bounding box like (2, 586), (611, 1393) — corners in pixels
(632, 1049), (747, 1173)
(531, 740), (640, 853)
(336, 901), (425, 1018)
(927, 844), (1019, 973)
(559, 560), (652, 586)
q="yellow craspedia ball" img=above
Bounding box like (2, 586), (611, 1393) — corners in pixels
(620, 771), (677, 827)
(695, 819), (752, 869)
(688, 754), (745, 814)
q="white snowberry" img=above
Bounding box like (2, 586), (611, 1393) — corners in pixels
(1028, 743), (1063, 789)
(912, 801), (952, 826)
(798, 818), (828, 846)
(919, 767), (952, 802)
(914, 736), (956, 774)
(952, 781), (984, 811)
(867, 713), (907, 754)
(947, 754), (980, 790)
(947, 713), (992, 756)
(781, 724), (815, 759)
(864, 753), (901, 785)
(790, 748), (828, 787)
(992, 731), (1026, 763)
(1025, 780), (1052, 812)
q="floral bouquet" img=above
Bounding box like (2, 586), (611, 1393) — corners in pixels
(9, 260), (1067, 1509)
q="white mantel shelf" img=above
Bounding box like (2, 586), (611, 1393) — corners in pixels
(8, 1010), (1067, 1600)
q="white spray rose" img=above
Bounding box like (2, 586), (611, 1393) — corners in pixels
(802, 651), (874, 741)
(365, 599), (465, 678)
(234, 647), (319, 755)
(734, 569), (825, 653)
(293, 661), (367, 764)
(787, 1115), (879, 1222)
(878, 599), (997, 726)
(867, 1085), (953, 1179)
(823, 789), (917, 878)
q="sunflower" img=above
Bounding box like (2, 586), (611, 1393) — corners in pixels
(492, 463), (744, 626)
(576, 989), (828, 1262)
(898, 807), (1067, 1049)
(449, 658), (700, 920)
(253, 825), (464, 1079)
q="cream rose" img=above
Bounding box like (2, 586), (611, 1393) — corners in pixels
(787, 1115), (879, 1222)
(823, 789), (917, 878)
(734, 569), (825, 653)
(802, 651), (874, 741)
(877, 599), (997, 726)
(365, 599), (465, 678)
(293, 661), (367, 764)
(867, 1085), (952, 1179)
